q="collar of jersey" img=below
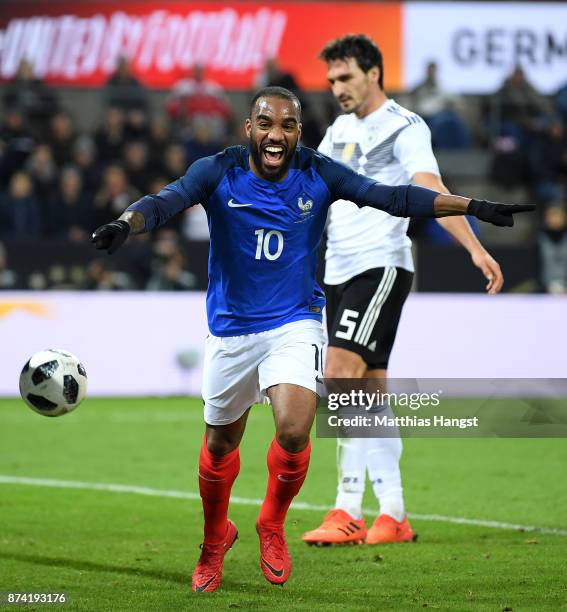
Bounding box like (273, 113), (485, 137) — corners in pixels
(359, 98), (394, 123)
(244, 146), (301, 188)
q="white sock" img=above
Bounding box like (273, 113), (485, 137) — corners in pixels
(334, 438), (366, 519)
(366, 433), (405, 522)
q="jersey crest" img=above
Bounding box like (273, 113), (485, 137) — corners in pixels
(331, 126), (407, 176)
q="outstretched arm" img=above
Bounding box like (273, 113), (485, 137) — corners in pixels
(347, 177), (533, 226)
(89, 210), (146, 255)
(119, 210), (146, 234)
(320, 154), (534, 227)
(92, 155), (220, 253)
(413, 172), (503, 294)
(91, 189), (186, 254)
(318, 154), (535, 227)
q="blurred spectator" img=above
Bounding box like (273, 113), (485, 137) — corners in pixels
(83, 259), (108, 290)
(94, 164), (140, 227)
(0, 109), (35, 184)
(539, 206), (567, 294)
(166, 64), (232, 145)
(256, 57), (300, 92)
(95, 108), (126, 163)
(25, 143), (58, 232)
(256, 57), (323, 148)
(146, 251), (196, 290)
(491, 67), (559, 195)
(557, 80), (567, 126)
(0, 242), (17, 289)
(182, 205), (210, 241)
(119, 232), (154, 288)
(46, 111), (76, 166)
(103, 56), (148, 115)
(25, 143), (58, 203)
(2, 59), (59, 137)
(124, 108), (150, 142)
(185, 119), (221, 166)
(494, 67), (554, 141)
(0, 171), (42, 239)
(410, 61), (470, 148)
(72, 136), (102, 194)
(529, 121), (567, 204)
(47, 264), (75, 290)
(49, 166), (95, 240)
(28, 271), (48, 290)
(147, 230), (196, 290)
(148, 118), (172, 169)
(489, 134), (528, 189)
(162, 144), (188, 182)
(82, 258), (133, 290)
(124, 141), (151, 193)
(0, 108), (32, 144)
(68, 265), (87, 288)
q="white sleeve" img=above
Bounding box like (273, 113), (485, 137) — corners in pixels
(317, 125), (333, 156)
(393, 119), (440, 179)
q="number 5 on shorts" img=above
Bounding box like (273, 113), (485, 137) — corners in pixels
(335, 309), (359, 341)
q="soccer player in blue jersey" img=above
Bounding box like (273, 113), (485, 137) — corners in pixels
(92, 86), (532, 593)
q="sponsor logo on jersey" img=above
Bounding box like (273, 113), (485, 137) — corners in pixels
(228, 198), (253, 208)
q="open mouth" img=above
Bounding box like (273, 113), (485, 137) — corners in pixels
(262, 144), (286, 169)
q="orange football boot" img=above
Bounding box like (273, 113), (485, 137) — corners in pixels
(365, 514), (416, 544)
(302, 509), (367, 545)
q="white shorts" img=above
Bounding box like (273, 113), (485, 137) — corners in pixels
(202, 319), (324, 425)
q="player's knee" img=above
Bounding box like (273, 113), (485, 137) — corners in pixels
(325, 348), (367, 379)
(325, 364), (347, 378)
(325, 362), (362, 379)
(205, 432), (239, 456)
(276, 425), (309, 453)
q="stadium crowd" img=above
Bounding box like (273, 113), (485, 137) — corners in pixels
(0, 57), (566, 292)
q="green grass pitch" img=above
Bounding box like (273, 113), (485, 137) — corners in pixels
(1, 397), (567, 611)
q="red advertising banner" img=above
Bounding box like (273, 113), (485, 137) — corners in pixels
(0, 2), (402, 90)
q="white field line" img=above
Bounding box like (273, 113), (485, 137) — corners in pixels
(1, 475), (566, 537)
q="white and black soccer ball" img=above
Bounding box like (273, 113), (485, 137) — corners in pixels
(19, 349), (87, 417)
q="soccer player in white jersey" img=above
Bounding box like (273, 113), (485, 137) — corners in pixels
(302, 35), (504, 546)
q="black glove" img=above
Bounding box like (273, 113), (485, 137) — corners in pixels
(91, 220), (130, 254)
(467, 199), (535, 227)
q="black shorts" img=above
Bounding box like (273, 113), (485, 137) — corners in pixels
(325, 266), (413, 370)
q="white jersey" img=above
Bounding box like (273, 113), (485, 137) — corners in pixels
(319, 99), (440, 285)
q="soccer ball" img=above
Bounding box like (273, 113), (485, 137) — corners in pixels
(19, 349), (87, 417)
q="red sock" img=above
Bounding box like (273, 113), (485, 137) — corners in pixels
(198, 436), (240, 544)
(258, 438), (311, 529)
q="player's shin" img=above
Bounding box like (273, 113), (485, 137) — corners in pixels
(366, 434), (405, 521)
(257, 438), (311, 528)
(198, 435), (240, 544)
(335, 438), (367, 519)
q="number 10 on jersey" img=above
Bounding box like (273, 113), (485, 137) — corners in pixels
(255, 229), (284, 261)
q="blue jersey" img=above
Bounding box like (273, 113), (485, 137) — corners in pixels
(128, 145), (436, 336)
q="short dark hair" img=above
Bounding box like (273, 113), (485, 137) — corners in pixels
(319, 34), (384, 90)
(249, 86), (302, 118)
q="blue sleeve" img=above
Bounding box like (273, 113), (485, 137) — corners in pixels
(126, 154), (223, 232)
(315, 152), (438, 218)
